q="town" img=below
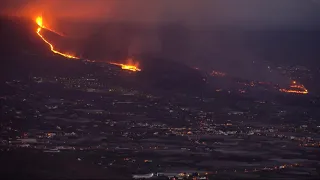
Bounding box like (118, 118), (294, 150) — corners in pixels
(1, 60), (319, 179)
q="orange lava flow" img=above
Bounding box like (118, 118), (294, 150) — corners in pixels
(110, 59), (141, 72)
(279, 81), (308, 94)
(35, 16), (142, 72)
(35, 16), (78, 59)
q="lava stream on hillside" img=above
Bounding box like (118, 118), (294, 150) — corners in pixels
(34, 16), (141, 72)
(35, 16), (79, 59)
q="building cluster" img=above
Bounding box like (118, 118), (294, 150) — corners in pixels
(1, 61), (319, 179)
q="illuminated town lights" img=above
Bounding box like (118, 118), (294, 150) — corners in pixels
(211, 70), (226, 77)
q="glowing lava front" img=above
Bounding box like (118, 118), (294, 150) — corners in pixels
(35, 16), (78, 59)
(110, 59), (141, 72)
(279, 81), (308, 94)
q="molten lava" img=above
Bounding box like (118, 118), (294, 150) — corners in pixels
(35, 16), (78, 59)
(110, 59), (141, 72)
(279, 81), (308, 94)
(36, 16), (65, 37)
(35, 16), (141, 72)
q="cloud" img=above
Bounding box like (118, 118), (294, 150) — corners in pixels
(2, 0), (320, 29)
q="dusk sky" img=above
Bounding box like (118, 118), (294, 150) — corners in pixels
(2, 0), (320, 29)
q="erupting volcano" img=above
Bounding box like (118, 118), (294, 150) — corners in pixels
(35, 16), (78, 59)
(34, 16), (141, 72)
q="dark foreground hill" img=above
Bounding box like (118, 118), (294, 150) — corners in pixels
(0, 16), (91, 80)
(137, 57), (206, 93)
